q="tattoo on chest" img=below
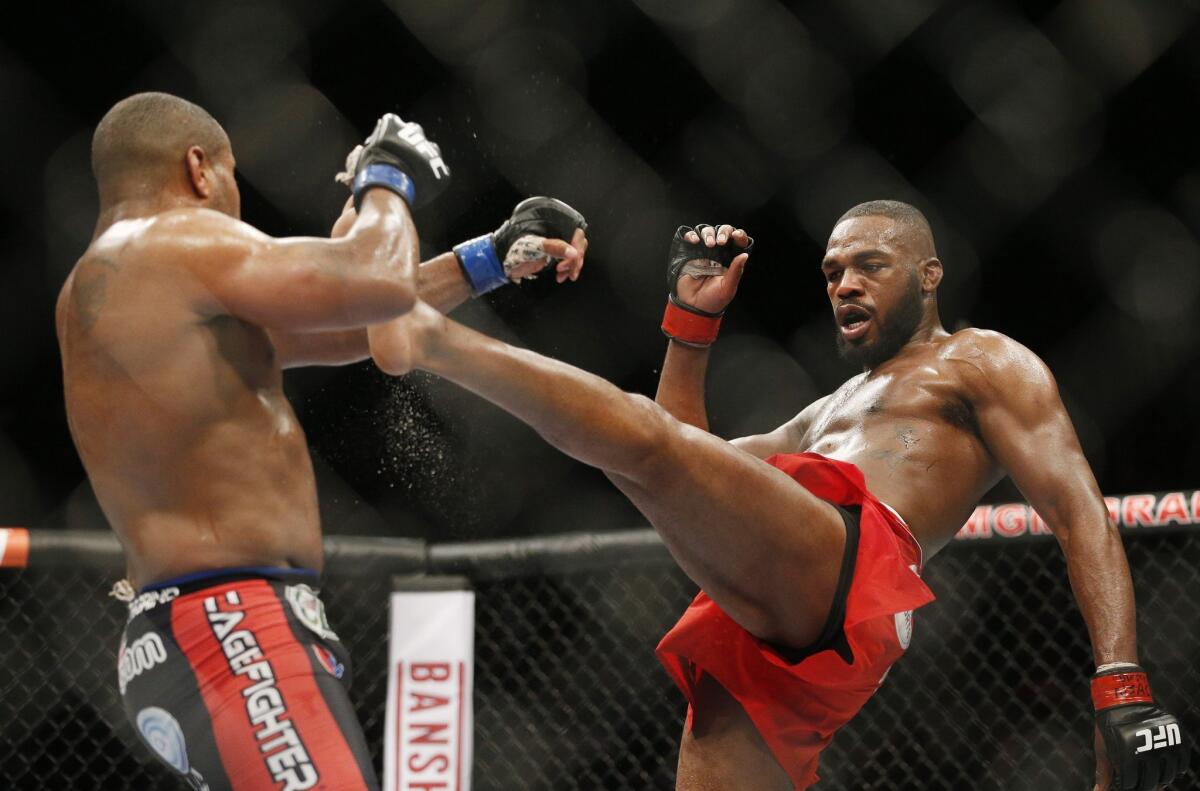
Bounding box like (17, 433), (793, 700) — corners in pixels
(74, 257), (119, 331)
(868, 448), (907, 470)
(869, 447), (937, 473)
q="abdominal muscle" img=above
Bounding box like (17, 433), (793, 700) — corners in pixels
(808, 423), (997, 557)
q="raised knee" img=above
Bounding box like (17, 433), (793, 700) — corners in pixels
(621, 394), (674, 475)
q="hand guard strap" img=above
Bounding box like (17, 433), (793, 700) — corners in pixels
(662, 295), (723, 348)
(1092, 667), (1154, 711)
(352, 164), (416, 209)
(453, 234), (508, 295)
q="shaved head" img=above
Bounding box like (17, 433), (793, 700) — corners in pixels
(834, 200), (937, 260)
(92, 92), (230, 197)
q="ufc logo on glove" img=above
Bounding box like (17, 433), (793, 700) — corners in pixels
(1135, 723), (1182, 754)
(398, 125), (449, 178)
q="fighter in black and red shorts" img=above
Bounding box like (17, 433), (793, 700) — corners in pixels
(60, 94), (586, 790)
(119, 568), (376, 790)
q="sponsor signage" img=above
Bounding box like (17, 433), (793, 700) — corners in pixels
(385, 586), (474, 791)
(955, 490), (1200, 541)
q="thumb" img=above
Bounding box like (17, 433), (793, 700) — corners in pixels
(728, 253), (749, 285)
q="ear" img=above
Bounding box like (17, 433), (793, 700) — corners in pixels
(184, 145), (211, 200)
(919, 257), (943, 293)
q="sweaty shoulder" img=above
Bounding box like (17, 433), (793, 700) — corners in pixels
(100, 209), (266, 310)
(937, 328), (1055, 401)
(115, 208), (265, 265)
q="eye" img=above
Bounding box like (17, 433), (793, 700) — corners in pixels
(825, 271), (840, 284)
(861, 264), (883, 273)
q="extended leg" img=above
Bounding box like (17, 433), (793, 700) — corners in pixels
(375, 305), (846, 647)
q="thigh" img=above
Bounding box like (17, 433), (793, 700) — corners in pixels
(609, 425), (847, 648)
(120, 617), (233, 791)
(675, 675), (793, 791)
(151, 582), (380, 790)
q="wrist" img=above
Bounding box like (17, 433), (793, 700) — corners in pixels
(1091, 664), (1153, 711)
(667, 337), (714, 355)
(453, 234), (508, 295)
(1095, 661), (1140, 674)
(662, 295), (723, 347)
(352, 163), (416, 209)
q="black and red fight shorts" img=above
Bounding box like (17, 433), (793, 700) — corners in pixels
(119, 566), (378, 790)
(656, 452), (936, 789)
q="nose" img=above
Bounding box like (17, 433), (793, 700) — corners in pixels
(834, 270), (865, 298)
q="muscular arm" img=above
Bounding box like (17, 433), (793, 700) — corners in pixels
(959, 332), (1136, 666)
(327, 199), (490, 313)
(179, 189), (419, 331)
(654, 342), (712, 429)
(654, 341), (824, 459)
(268, 201), (474, 368)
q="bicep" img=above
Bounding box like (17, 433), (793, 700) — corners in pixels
(211, 234), (411, 331)
(186, 210), (414, 332)
(973, 355), (1105, 530)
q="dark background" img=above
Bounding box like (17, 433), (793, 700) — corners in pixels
(3, 0), (1199, 544)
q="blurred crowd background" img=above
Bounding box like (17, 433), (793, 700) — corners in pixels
(2, 0), (1200, 544)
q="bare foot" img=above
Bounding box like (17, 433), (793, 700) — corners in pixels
(367, 300), (446, 375)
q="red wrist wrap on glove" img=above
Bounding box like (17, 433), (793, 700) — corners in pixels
(1091, 671), (1153, 711)
(662, 300), (722, 347)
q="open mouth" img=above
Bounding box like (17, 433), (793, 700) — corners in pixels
(836, 304), (872, 340)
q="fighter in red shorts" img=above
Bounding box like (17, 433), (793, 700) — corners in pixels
(58, 93), (587, 789)
(368, 205), (1186, 790)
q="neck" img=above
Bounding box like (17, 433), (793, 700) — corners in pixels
(93, 192), (205, 240)
(908, 309), (948, 345)
(859, 307), (947, 373)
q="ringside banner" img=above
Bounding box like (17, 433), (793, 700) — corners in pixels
(955, 490), (1200, 541)
(385, 581), (474, 791)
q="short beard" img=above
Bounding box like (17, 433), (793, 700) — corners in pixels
(836, 274), (924, 370)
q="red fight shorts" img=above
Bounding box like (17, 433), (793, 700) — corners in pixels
(656, 452), (935, 789)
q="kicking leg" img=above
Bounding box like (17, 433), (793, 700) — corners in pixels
(372, 304), (846, 647)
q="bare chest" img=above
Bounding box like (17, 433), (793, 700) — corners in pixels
(803, 367), (976, 451)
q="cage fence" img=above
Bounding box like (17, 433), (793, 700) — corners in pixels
(2, 497), (1198, 790)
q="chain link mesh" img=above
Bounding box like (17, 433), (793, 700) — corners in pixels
(1, 532), (1196, 789)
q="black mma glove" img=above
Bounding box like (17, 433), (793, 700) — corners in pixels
(1092, 664), (1188, 790)
(348, 114), (450, 210)
(661, 224), (753, 347)
(452, 197), (587, 296)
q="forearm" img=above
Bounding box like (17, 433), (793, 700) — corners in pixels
(267, 198), (408, 367)
(1061, 521), (1139, 667)
(349, 192), (420, 283)
(418, 252), (474, 313)
(337, 200), (474, 315)
(655, 341), (711, 430)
